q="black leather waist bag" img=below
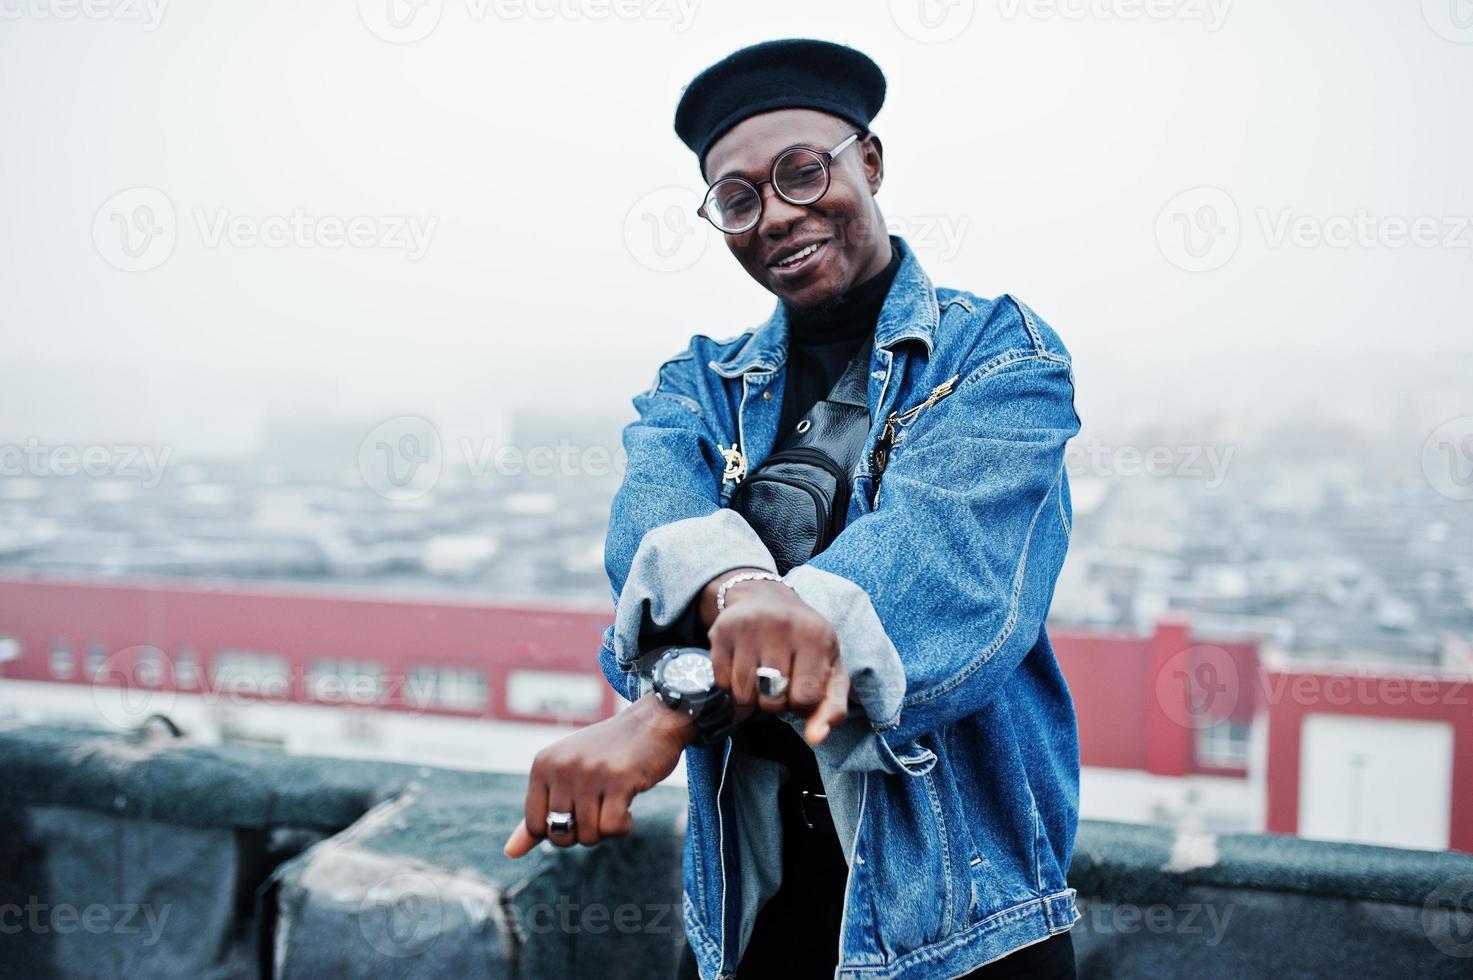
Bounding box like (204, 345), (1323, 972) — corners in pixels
(728, 348), (872, 576)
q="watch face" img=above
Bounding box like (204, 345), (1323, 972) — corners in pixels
(660, 651), (715, 695)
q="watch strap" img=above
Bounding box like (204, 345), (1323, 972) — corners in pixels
(691, 687), (740, 746)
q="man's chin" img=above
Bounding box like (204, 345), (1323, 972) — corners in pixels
(771, 275), (840, 309)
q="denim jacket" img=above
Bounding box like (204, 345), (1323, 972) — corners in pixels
(598, 235), (1083, 979)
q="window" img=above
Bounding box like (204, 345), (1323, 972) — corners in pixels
(217, 708), (285, 750)
(1196, 718), (1250, 769)
(507, 670), (603, 722)
(341, 711), (381, 745)
(135, 646), (165, 687)
(49, 639), (74, 680)
(212, 650), (290, 699)
(0, 636), (19, 664)
(306, 659), (332, 700)
(84, 641), (108, 682)
(306, 659), (384, 704)
(406, 666), (488, 711)
(175, 648), (200, 689)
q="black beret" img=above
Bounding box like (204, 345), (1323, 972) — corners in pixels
(674, 38), (886, 178)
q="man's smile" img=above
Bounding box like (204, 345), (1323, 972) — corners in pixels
(768, 238), (829, 278)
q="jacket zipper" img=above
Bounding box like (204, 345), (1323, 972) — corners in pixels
(727, 371), (769, 495)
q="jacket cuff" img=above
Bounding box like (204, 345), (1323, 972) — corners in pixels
(598, 626), (643, 704)
(780, 563), (937, 777)
(611, 508), (778, 678)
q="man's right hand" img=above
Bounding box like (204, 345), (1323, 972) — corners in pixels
(700, 568), (850, 745)
(502, 691), (695, 858)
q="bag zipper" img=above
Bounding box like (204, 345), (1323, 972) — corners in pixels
(759, 444), (849, 486)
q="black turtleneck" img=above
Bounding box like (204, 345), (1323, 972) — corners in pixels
(777, 235), (902, 438)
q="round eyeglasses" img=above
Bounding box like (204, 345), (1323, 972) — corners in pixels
(697, 132), (863, 235)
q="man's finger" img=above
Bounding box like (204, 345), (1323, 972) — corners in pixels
(729, 641), (759, 706)
(521, 765), (550, 848)
(805, 666), (850, 745)
(503, 819), (539, 858)
(709, 631), (733, 691)
(598, 786), (636, 840)
(575, 789), (602, 847)
(786, 645), (829, 716)
(755, 648), (795, 715)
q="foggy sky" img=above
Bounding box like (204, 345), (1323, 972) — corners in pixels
(2, 0), (1470, 456)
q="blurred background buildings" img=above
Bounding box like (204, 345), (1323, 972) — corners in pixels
(2, 374), (1470, 853)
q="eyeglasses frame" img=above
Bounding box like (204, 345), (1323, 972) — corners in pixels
(697, 131), (864, 235)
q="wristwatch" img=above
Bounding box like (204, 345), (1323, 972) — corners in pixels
(649, 646), (740, 746)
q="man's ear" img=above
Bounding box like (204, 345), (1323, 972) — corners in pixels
(863, 132), (884, 194)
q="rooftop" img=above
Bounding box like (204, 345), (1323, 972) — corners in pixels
(3, 722), (1471, 978)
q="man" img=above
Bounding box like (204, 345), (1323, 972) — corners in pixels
(505, 38), (1083, 980)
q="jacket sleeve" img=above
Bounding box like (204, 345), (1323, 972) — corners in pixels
(598, 344), (777, 703)
(781, 313), (1082, 776)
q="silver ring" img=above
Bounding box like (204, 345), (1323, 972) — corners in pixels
(547, 810), (575, 836)
(756, 666), (790, 700)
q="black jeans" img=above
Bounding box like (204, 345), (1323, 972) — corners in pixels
(675, 721), (1076, 979)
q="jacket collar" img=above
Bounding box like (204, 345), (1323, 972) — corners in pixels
(707, 234), (939, 379)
